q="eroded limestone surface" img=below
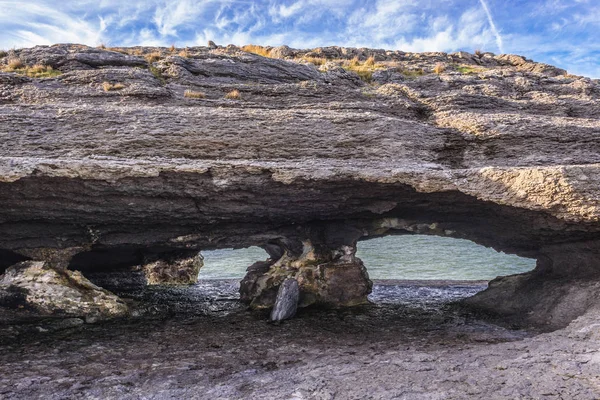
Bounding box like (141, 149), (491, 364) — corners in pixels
(0, 261), (128, 321)
(0, 44), (599, 326)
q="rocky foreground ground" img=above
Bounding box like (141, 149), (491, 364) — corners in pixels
(1, 281), (599, 400)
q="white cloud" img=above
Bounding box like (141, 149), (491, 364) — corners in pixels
(478, 0), (504, 53)
(0, 1), (104, 47)
(153, 0), (205, 37)
(272, 1), (306, 19)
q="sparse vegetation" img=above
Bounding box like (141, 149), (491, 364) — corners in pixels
(149, 65), (165, 84)
(178, 48), (190, 58)
(102, 82), (126, 92)
(456, 65), (480, 74)
(0, 51), (7, 59)
(225, 89), (241, 100)
(242, 45), (271, 58)
(343, 57), (383, 83)
(7, 58), (24, 70)
(107, 47), (129, 55)
(97, 43), (106, 50)
(474, 49), (483, 58)
(302, 56), (326, 66)
(184, 89), (205, 99)
(1, 60), (62, 78)
(433, 63), (446, 74)
(145, 51), (162, 63)
(351, 68), (373, 82)
(398, 68), (425, 78)
(169, 44), (176, 53)
(24, 64), (61, 78)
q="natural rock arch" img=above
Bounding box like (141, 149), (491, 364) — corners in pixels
(0, 44), (599, 330)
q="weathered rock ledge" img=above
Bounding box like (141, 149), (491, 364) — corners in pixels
(0, 43), (599, 329)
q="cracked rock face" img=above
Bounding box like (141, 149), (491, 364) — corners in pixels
(1, 44), (600, 327)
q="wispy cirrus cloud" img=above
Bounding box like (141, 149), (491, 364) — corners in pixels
(0, 0), (598, 77)
(478, 0), (504, 53)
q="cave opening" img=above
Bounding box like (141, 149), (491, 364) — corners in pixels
(0, 250), (30, 274)
(198, 235), (535, 282)
(198, 246), (268, 280)
(197, 234), (537, 319)
(356, 235), (536, 281)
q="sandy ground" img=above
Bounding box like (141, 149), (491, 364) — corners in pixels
(0, 281), (599, 399)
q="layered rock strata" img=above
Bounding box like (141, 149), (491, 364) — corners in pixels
(0, 44), (599, 327)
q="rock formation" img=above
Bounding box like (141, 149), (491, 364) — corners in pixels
(0, 261), (128, 322)
(0, 43), (599, 328)
(240, 225), (372, 309)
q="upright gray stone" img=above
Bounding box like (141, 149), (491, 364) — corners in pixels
(270, 278), (300, 322)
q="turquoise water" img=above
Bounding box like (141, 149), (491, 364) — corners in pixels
(198, 235), (536, 281)
(358, 235), (535, 280)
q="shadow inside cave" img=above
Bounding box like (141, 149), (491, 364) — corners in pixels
(103, 235), (536, 338)
(0, 235), (542, 344)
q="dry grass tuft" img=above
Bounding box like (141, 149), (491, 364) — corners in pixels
(364, 56), (376, 66)
(398, 68), (425, 78)
(353, 69), (373, 82)
(456, 65), (480, 74)
(242, 45), (271, 57)
(2, 60), (61, 78)
(97, 43), (106, 50)
(474, 49), (483, 58)
(184, 89), (205, 99)
(225, 89), (241, 100)
(433, 63), (446, 74)
(27, 65), (61, 78)
(178, 48), (190, 58)
(302, 56), (326, 66)
(7, 58), (24, 70)
(102, 82), (126, 92)
(145, 51), (162, 64)
(342, 57), (384, 83)
(108, 47), (129, 55)
(169, 44), (176, 53)
(149, 65), (165, 84)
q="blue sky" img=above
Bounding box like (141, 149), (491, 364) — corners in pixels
(0, 0), (598, 77)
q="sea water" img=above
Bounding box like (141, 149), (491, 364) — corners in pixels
(198, 235), (535, 281)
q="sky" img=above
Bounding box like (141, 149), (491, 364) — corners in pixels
(0, 0), (598, 78)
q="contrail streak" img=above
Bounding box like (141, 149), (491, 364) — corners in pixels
(479, 0), (505, 53)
